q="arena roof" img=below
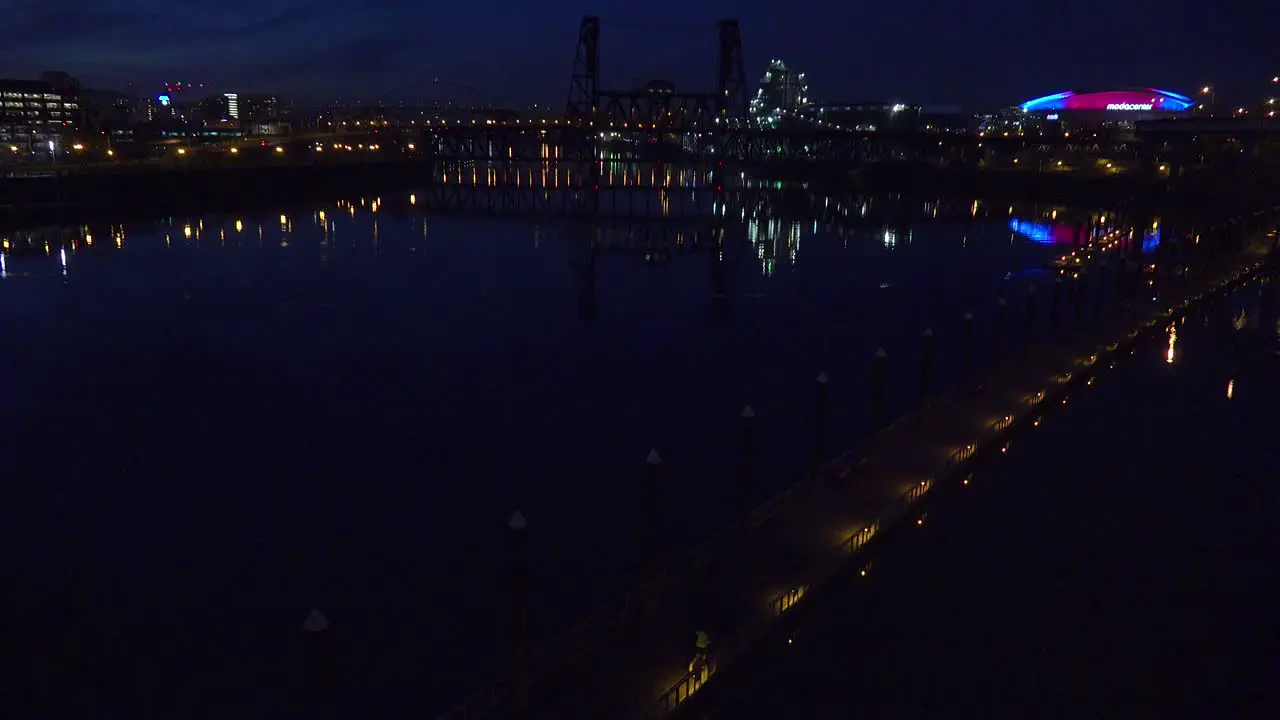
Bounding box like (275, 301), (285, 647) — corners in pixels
(1019, 89), (1195, 113)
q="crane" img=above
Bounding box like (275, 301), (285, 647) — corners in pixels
(378, 77), (491, 107)
(430, 77), (490, 105)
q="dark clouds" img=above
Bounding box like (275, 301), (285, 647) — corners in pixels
(2, 0), (1277, 109)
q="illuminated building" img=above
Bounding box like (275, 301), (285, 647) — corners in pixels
(749, 59), (810, 126)
(1020, 89), (1194, 113)
(194, 92), (281, 134)
(0, 77), (80, 159)
(811, 102), (920, 132)
(238, 94), (279, 122)
(1010, 88), (1194, 132)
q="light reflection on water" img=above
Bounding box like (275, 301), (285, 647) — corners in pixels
(0, 195), (1145, 715)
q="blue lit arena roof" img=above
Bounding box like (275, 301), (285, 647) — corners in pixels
(1019, 89), (1195, 113)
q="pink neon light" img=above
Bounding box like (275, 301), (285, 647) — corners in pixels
(1053, 91), (1168, 111)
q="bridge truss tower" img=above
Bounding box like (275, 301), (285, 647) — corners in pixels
(564, 16), (748, 129)
(565, 16), (600, 121)
(715, 19), (748, 122)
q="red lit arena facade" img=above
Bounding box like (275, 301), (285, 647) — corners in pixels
(996, 88), (1196, 132)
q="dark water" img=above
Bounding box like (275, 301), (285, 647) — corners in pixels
(684, 269), (1280, 717)
(0, 197), (1115, 716)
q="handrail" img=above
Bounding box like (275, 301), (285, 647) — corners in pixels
(658, 655), (717, 713)
(770, 586), (806, 617)
(840, 523), (878, 555)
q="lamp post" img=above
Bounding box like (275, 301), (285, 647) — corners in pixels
(1200, 85), (1214, 116)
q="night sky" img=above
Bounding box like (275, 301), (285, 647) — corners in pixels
(3, 0), (1276, 109)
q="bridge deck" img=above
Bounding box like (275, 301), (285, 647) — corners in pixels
(475, 239), (1271, 720)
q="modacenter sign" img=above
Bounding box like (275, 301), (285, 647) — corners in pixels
(1106, 103), (1153, 111)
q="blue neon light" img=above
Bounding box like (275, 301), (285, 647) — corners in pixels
(1142, 226), (1161, 254)
(1148, 88), (1193, 103)
(1020, 92), (1073, 112)
(1009, 218), (1055, 244)
(1019, 89), (1194, 112)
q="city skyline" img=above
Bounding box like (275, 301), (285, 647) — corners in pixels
(4, 0), (1279, 108)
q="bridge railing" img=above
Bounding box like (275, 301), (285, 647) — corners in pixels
(658, 657), (717, 714)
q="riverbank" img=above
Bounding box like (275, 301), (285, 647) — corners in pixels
(0, 157), (436, 231)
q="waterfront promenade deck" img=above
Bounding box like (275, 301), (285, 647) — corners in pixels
(449, 229), (1275, 720)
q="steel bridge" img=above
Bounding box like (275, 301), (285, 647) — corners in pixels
(402, 16), (1145, 168)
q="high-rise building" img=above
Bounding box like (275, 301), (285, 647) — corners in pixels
(239, 94), (279, 122)
(0, 77), (81, 159)
(197, 93), (278, 125)
(749, 60), (810, 126)
(192, 92), (281, 134)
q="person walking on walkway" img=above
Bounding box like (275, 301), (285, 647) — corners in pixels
(690, 630), (711, 679)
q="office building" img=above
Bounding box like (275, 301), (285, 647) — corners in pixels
(0, 77), (80, 159)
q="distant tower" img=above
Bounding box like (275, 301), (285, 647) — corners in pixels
(748, 59), (810, 126)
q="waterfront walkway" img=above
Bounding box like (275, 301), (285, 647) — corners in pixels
(452, 231), (1275, 720)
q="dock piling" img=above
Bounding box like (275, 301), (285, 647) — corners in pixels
(813, 373), (829, 481)
(993, 297), (1007, 367)
(509, 511), (531, 717)
(919, 328), (933, 404)
(871, 349), (887, 431)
